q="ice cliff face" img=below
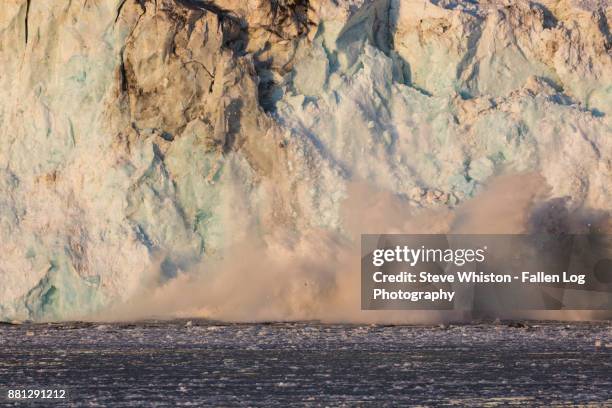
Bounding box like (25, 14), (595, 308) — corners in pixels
(0, 0), (610, 320)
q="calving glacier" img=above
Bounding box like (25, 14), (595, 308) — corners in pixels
(0, 0), (610, 321)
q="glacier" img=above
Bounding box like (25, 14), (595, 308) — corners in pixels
(0, 0), (610, 321)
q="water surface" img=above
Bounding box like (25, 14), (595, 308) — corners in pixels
(1, 321), (610, 406)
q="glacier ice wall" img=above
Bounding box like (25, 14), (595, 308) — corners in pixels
(0, 0), (610, 321)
